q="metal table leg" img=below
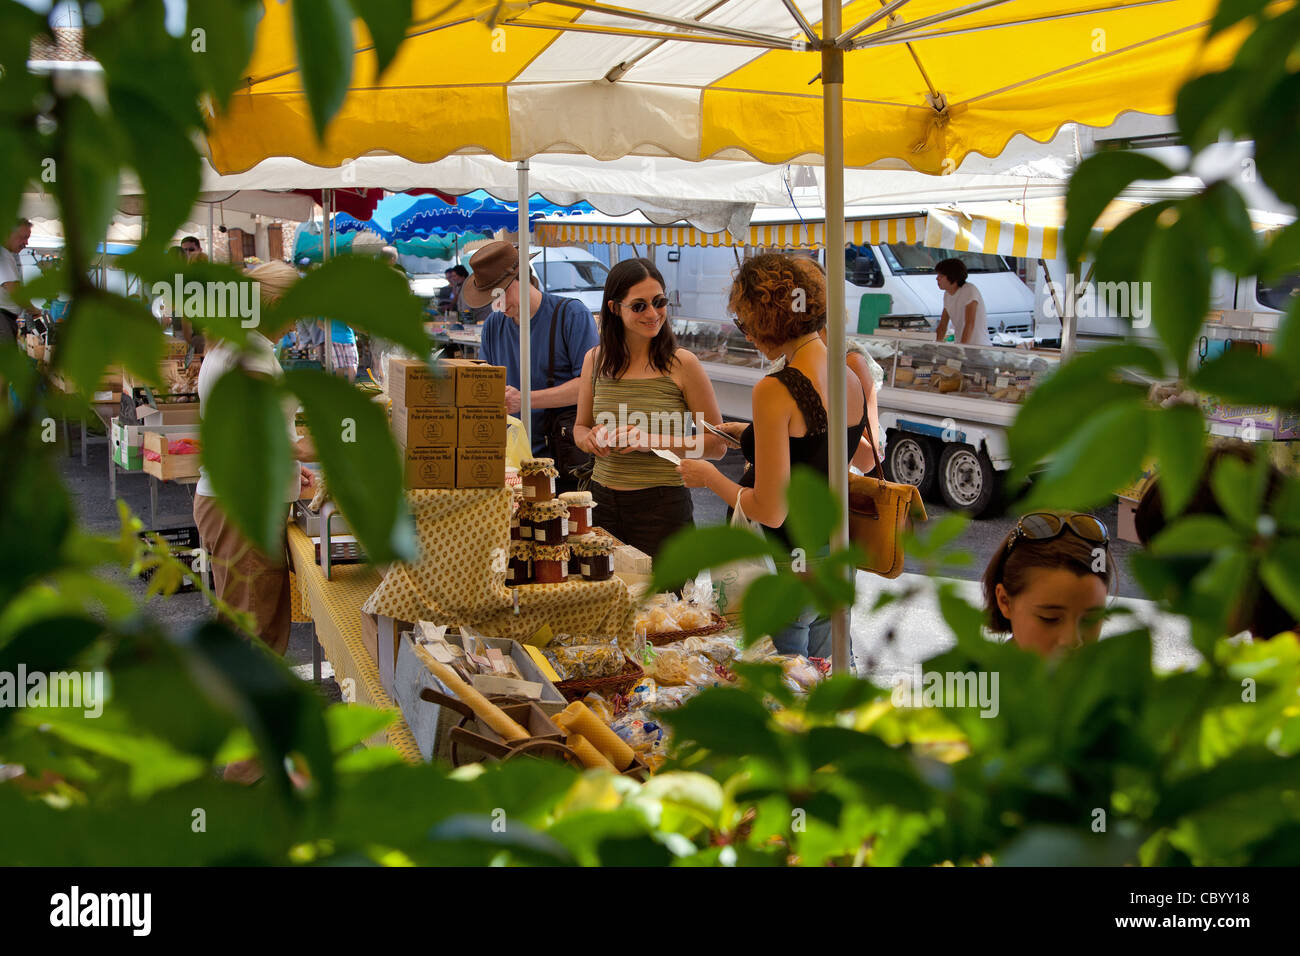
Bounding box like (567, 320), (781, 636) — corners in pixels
(81, 414), (88, 466)
(311, 624), (322, 684)
(108, 448), (116, 500)
(63, 416), (71, 457)
(149, 475), (158, 527)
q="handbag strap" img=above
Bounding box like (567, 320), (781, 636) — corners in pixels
(861, 419), (886, 487)
(546, 299), (560, 390)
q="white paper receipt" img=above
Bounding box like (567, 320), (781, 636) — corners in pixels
(652, 448), (682, 466)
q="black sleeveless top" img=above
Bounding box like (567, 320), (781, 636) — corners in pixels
(738, 365), (870, 550)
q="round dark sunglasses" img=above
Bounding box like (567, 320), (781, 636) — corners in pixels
(1006, 511), (1108, 554)
(621, 295), (669, 314)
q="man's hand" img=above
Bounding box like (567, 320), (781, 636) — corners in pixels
(298, 466), (317, 498)
(504, 385), (521, 415)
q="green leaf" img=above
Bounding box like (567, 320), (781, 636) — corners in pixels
(1250, 71), (1300, 208)
(325, 703), (398, 754)
(56, 292), (166, 395)
(1154, 753), (1300, 823)
(111, 88), (202, 252)
(181, 620), (337, 806)
(1260, 544), (1300, 626)
(998, 825), (1144, 867)
(1008, 345), (1158, 484)
(1210, 453), (1264, 531)
(1198, 180), (1259, 275)
(1192, 351), (1300, 407)
(1277, 297), (1300, 377)
(268, 255), (430, 358)
(199, 368), (296, 555)
(1209, 0), (1273, 35)
(1065, 152), (1175, 263)
(741, 572), (811, 646)
(1024, 401), (1150, 511)
(1149, 516), (1242, 556)
(1150, 403), (1206, 517)
(285, 369), (416, 564)
(1091, 201), (1172, 289)
(1175, 70), (1247, 151)
(1145, 210), (1211, 376)
(426, 814), (575, 866)
(348, 0), (412, 77)
(783, 465), (839, 552)
(650, 525), (776, 594)
(187, 0), (264, 109)
(1261, 220), (1300, 282)
(56, 95), (123, 269)
(127, 256), (257, 347)
(292, 0), (356, 140)
(662, 687), (785, 764)
(804, 675), (885, 715)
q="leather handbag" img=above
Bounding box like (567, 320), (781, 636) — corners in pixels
(847, 426), (927, 578)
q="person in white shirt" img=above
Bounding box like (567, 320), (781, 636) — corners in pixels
(0, 220), (33, 345)
(193, 261), (316, 664)
(934, 258), (991, 347)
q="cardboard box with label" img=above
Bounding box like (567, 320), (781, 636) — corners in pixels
(399, 443), (456, 489)
(137, 402), (201, 428)
(456, 406), (507, 448)
(456, 447), (505, 488)
(393, 405), (458, 446)
(388, 358), (455, 407)
(443, 359), (506, 407)
(111, 417), (145, 470)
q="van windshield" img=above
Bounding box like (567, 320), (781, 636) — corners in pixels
(537, 259), (609, 293)
(880, 245), (1010, 276)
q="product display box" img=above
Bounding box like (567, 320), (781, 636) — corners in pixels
(398, 443), (456, 489)
(444, 358), (506, 406)
(393, 405), (458, 446)
(136, 402), (201, 428)
(388, 358), (456, 407)
(457, 406), (507, 448)
(456, 447), (505, 488)
(142, 427), (201, 481)
(111, 417), (145, 470)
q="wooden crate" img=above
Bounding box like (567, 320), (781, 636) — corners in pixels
(142, 428), (201, 480)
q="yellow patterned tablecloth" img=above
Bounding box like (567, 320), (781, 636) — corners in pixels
(363, 489), (636, 650)
(286, 525), (421, 763)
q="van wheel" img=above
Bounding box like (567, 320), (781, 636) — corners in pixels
(883, 433), (938, 499)
(938, 444), (999, 517)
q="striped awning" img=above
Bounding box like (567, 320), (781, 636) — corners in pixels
(541, 215), (926, 250)
(540, 209), (1070, 257)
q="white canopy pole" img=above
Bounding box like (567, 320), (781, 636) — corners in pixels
(823, 0), (852, 675)
(322, 188), (335, 373)
(518, 161), (532, 445)
(207, 203), (214, 264)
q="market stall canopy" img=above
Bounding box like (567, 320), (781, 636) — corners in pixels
(207, 0), (1242, 176)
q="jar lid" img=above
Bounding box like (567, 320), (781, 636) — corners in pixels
(520, 457), (559, 478)
(509, 540), (533, 559)
(532, 543), (571, 561)
(558, 491), (594, 507)
(531, 498), (568, 520)
(570, 533), (615, 557)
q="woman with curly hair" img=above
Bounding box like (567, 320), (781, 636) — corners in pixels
(677, 253), (868, 658)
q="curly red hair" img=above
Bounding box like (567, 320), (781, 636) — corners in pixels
(727, 253), (826, 348)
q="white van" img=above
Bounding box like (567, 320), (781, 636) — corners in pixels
(533, 245), (609, 317)
(649, 241), (1035, 341)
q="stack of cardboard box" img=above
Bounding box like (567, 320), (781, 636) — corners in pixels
(389, 358), (508, 489)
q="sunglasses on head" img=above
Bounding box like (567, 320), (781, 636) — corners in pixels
(621, 295), (669, 314)
(1007, 511), (1109, 554)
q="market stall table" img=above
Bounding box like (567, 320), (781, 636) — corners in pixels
(286, 524), (421, 762)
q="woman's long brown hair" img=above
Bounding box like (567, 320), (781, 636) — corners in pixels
(596, 258), (678, 380)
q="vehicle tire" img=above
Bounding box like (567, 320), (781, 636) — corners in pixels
(883, 431), (938, 500)
(937, 443), (1000, 517)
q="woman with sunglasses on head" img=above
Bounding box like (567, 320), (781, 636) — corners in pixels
(677, 253), (868, 658)
(573, 258), (726, 559)
(983, 511), (1115, 655)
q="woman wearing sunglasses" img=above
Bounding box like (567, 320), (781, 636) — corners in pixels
(573, 258), (726, 558)
(677, 253), (869, 658)
(982, 511), (1115, 655)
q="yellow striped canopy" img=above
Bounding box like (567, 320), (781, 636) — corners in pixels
(207, 0), (1244, 176)
(541, 209), (1063, 258)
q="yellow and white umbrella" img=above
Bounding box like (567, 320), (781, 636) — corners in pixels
(207, 0), (1247, 670)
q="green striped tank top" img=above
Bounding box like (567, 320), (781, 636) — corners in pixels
(592, 374), (690, 490)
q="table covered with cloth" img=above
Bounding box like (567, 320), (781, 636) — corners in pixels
(362, 488), (636, 651)
(286, 524), (421, 762)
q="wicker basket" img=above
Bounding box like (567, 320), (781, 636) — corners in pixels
(645, 612), (730, 647)
(555, 653), (645, 703)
